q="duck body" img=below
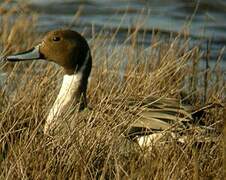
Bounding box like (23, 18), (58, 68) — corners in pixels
(3, 29), (213, 147)
(122, 96), (208, 146)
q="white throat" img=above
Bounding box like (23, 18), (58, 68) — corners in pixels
(44, 73), (82, 134)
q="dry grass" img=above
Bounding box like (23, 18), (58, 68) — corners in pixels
(0, 8), (225, 179)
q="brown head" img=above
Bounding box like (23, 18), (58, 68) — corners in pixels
(5, 29), (92, 76)
(4, 29), (92, 111)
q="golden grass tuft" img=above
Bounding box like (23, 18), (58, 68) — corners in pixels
(0, 12), (225, 179)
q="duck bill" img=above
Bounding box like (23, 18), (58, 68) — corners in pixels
(5, 45), (43, 62)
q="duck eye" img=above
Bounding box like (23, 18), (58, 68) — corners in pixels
(52, 37), (61, 42)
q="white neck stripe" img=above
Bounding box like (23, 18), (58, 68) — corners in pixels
(44, 73), (82, 134)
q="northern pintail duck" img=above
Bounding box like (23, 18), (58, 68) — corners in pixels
(3, 29), (216, 147)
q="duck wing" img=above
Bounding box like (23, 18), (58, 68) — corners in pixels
(122, 97), (209, 140)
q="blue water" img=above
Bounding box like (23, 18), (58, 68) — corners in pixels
(1, 0), (226, 69)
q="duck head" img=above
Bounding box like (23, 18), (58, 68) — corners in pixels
(5, 29), (92, 75)
(4, 29), (92, 134)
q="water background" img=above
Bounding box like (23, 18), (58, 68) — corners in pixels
(1, 0), (226, 69)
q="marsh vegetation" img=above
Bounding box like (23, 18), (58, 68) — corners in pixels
(0, 2), (225, 179)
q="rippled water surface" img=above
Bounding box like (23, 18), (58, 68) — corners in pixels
(1, 0), (226, 67)
(28, 0), (226, 39)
